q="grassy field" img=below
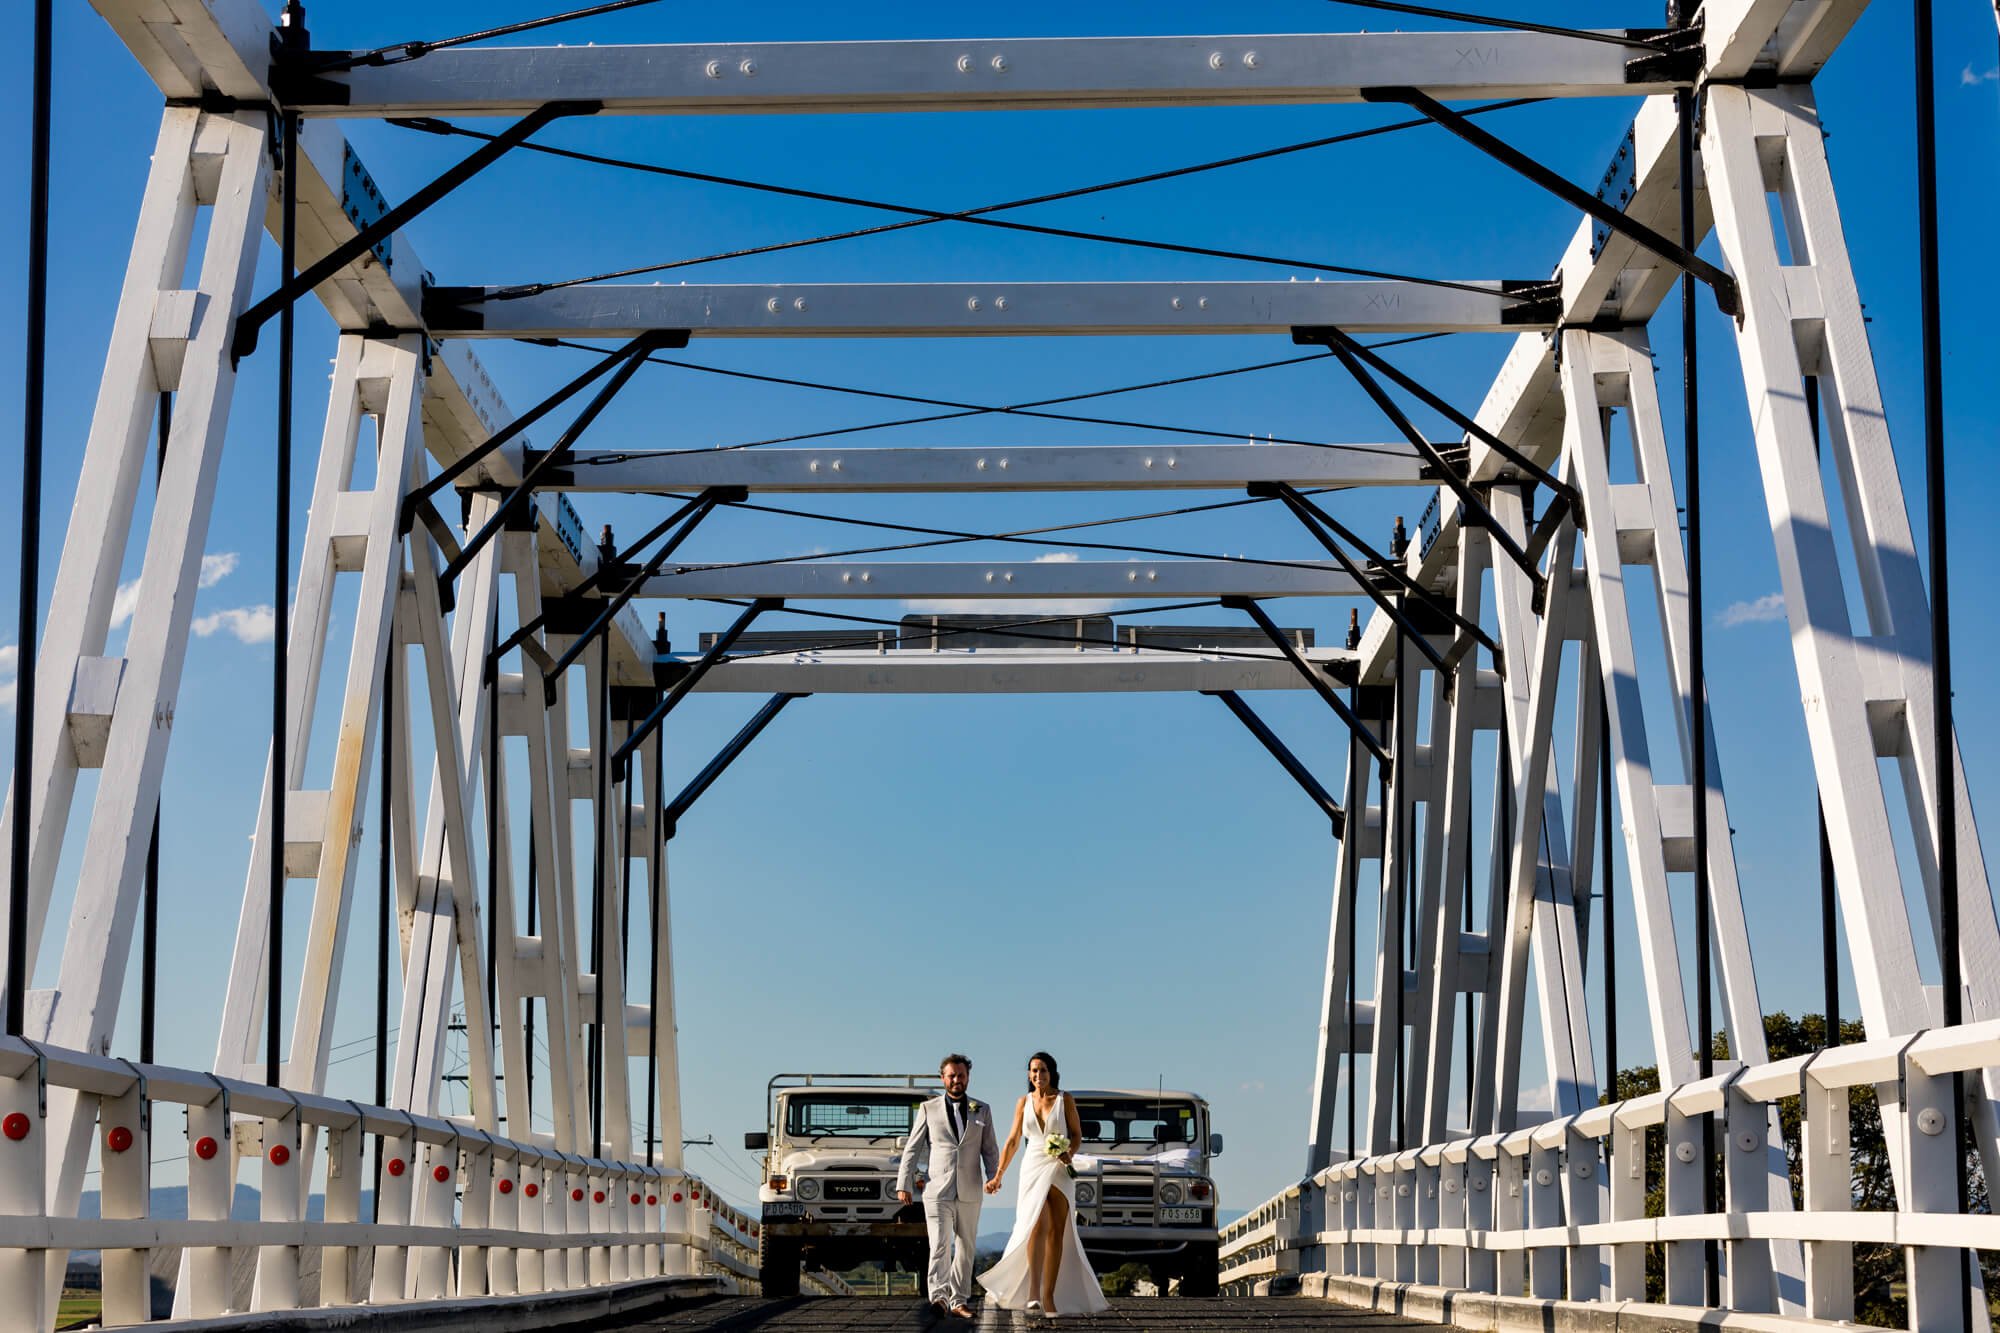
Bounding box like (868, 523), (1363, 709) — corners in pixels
(57, 1290), (101, 1328)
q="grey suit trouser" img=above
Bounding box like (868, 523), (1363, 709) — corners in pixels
(924, 1196), (980, 1306)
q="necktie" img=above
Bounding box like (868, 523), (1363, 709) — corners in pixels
(949, 1098), (965, 1137)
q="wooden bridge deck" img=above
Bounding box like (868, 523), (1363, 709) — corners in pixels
(606, 1296), (1441, 1331)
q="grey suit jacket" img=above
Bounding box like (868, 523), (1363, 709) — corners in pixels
(897, 1094), (1000, 1204)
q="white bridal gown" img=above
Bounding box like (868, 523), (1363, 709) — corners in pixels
(977, 1094), (1109, 1315)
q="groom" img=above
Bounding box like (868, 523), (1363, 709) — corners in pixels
(897, 1053), (999, 1318)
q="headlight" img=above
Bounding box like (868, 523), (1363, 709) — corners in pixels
(796, 1178), (821, 1201)
(1076, 1182), (1096, 1205)
(1159, 1182), (1184, 1205)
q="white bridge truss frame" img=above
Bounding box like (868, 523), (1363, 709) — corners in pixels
(0, 0), (1989, 1329)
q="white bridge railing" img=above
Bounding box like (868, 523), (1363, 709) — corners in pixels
(0, 1036), (751, 1324)
(1221, 1021), (2000, 1325)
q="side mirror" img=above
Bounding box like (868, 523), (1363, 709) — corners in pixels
(1208, 1133), (1225, 1157)
(745, 1131), (769, 1151)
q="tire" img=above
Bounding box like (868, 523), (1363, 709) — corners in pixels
(760, 1238), (801, 1298)
(1177, 1243), (1220, 1297)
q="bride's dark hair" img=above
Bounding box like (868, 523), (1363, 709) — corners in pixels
(1026, 1051), (1061, 1091)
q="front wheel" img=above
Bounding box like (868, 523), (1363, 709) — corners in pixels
(760, 1237), (801, 1297)
(1177, 1242), (1219, 1297)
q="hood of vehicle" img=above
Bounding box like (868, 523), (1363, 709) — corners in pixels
(775, 1146), (904, 1172)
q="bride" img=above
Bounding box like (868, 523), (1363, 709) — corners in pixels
(977, 1052), (1109, 1317)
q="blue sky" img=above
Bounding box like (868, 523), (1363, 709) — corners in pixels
(2, 2), (1999, 1227)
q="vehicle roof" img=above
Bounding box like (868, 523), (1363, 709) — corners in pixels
(779, 1085), (938, 1099)
(1064, 1088), (1206, 1103)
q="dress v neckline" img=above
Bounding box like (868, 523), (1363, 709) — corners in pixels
(1031, 1094), (1060, 1135)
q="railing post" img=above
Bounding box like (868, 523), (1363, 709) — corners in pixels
(254, 1110), (304, 1311)
(368, 1126), (415, 1304)
(1437, 1151), (1467, 1290)
(1723, 1077), (1774, 1310)
(1464, 1150), (1496, 1294)
(1562, 1126), (1602, 1301)
(1799, 1065), (1853, 1320)
(1391, 1153), (1417, 1282)
(1662, 1104), (1704, 1304)
(1527, 1138), (1562, 1298)
(412, 1137), (456, 1299)
(489, 1148), (521, 1296)
(1493, 1144), (1525, 1297)
(184, 1093), (233, 1316)
(1607, 1118), (1647, 1300)
(460, 1135), (494, 1297)
(0, 1055), (52, 1332)
(517, 1155), (549, 1294)
(320, 1115), (364, 1305)
(98, 1083), (152, 1324)
(1902, 1054), (1969, 1331)
(1415, 1150), (1441, 1285)
(1357, 1159), (1379, 1278)
(662, 1175), (690, 1276)
(588, 1161), (611, 1284)
(565, 1157), (589, 1288)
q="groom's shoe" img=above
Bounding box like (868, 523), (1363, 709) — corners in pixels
(949, 1305), (975, 1319)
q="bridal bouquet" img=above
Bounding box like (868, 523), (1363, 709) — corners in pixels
(1045, 1134), (1077, 1178)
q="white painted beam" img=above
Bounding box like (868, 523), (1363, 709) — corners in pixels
(305, 32), (1675, 118)
(522, 443), (1425, 493)
(426, 280), (1552, 338)
(637, 558), (1363, 600)
(681, 647), (1353, 693)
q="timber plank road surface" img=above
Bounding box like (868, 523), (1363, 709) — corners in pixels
(606, 1296), (1441, 1331)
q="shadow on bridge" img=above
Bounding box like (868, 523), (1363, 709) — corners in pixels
(609, 1296), (1439, 1331)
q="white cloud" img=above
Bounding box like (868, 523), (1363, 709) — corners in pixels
(108, 550), (241, 630)
(1718, 592), (1787, 628)
(1963, 65), (1999, 85)
(0, 645), (15, 673)
(0, 679), (12, 712)
(191, 604), (276, 644)
(199, 551), (239, 588)
(0, 644), (13, 713)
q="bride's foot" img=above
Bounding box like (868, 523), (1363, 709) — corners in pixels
(1025, 1299), (1042, 1313)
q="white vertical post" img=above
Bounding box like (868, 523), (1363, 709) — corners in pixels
(0, 1059), (51, 1333)
(320, 1116), (363, 1306)
(368, 1129), (415, 1305)
(97, 1083), (151, 1324)
(254, 1110), (303, 1310)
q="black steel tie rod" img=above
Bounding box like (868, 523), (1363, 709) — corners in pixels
(1260, 482), (1504, 675)
(1255, 484), (1471, 688)
(1359, 87), (1740, 318)
(437, 330), (675, 602)
(1302, 330), (1545, 596)
(1292, 324), (1581, 522)
(1221, 596), (1390, 770)
(402, 328), (689, 524)
(537, 486), (743, 705)
(659, 693), (808, 840)
(232, 100), (603, 361)
(1202, 691), (1346, 837)
(611, 599), (781, 780)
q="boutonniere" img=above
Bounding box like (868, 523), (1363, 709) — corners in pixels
(967, 1101), (980, 1115)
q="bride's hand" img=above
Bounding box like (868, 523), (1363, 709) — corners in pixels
(984, 1177), (1002, 1195)
(1057, 1151), (1073, 1166)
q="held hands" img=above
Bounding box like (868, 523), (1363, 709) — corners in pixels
(984, 1176), (1003, 1195)
(896, 1190), (912, 1204)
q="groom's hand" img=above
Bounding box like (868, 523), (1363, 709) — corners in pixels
(984, 1178), (1001, 1195)
(896, 1190), (911, 1204)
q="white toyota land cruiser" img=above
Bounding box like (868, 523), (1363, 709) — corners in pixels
(1071, 1089), (1224, 1295)
(746, 1073), (937, 1297)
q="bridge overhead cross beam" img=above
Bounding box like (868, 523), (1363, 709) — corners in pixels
(423, 280), (1558, 338)
(292, 31), (1689, 117)
(636, 558), (1366, 601)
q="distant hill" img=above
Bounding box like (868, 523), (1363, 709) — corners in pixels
(74, 1186), (369, 1224)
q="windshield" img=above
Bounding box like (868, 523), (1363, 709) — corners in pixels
(1074, 1099), (1200, 1149)
(783, 1094), (926, 1140)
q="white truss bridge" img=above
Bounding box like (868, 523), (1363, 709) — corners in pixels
(1, 0), (1995, 1329)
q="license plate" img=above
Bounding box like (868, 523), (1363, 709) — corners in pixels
(763, 1201), (806, 1217)
(1160, 1207), (1205, 1223)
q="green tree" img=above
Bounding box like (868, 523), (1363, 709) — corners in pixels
(1100, 1261), (1152, 1297)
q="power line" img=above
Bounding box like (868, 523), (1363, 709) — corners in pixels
(1320, 0), (1663, 49)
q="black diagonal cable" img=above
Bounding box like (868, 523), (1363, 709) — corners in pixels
(388, 100), (1543, 291)
(315, 0), (665, 72)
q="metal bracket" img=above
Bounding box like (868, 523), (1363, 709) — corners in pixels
(1203, 691), (1345, 838)
(660, 693), (808, 840)
(1222, 596), (1390, 771)
(234, 100), (602, 361)
(1360, 86), (1740, 317)
(612, 598), (782, 779)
